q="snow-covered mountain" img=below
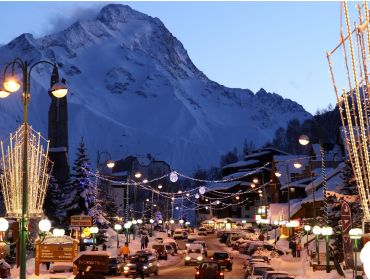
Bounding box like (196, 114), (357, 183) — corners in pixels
(0, 4), (311, 171)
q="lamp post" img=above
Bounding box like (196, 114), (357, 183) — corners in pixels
(349, 228), (363, 278)
(149, 219), (154, 237)
(90, 226), (99, 250)
(312, 225), (321, 265)
(124, 222), (132, 244)
(273, 220), (279, 244)
(0, 59), (67, 279)
(321, 226), (333, 273)
(114, 224), (122, 248)
(304, 224), (311, 253)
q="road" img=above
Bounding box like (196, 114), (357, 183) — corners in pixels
(112, 234), (246, 279)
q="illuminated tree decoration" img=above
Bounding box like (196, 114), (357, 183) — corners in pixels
(169, 171), (178, 183)
(0, 125), (52, 218)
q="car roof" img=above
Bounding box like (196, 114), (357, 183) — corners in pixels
(253, 263), (272, 268)
(188, 244), (203, 249)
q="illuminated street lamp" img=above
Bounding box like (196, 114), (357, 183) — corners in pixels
(90, 226), (99, 249)
(312, 226), (322, 265)
(134, 172), (142, 179)
(349, 228), (363, 278)
(293, 162), (302, 169)
(106, 160), (115, 169)
(304, 224), (311, 252)
(321, 226), (333, 273)
(0, 59), (67, 279)
(124, 222), (132, 244)
(114, 224), (122, 248)
(298, 134), (310, 146)
(253, 178), (259, 184)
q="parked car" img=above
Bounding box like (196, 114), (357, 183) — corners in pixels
(185, 244), (204, 266)
(262, 271), (295, 279)
(219, 233), (229, 243)
(194, 241), (208, 257)
(123, 254), (159, 277)
(108, 256), (125, 276)
(165, 243), (176, 256)
(212, 252), (233, 271)
(226, 233), (243, 247)
(195, 261), (224, 279)
(246, 255), (271, 264)
(152, 244), (168, 260)
(245, 262), (274, 279)
(206, 227), (215, 234)
(198, 227), (207, 236)
(174, 229), (188, 239)
(166, 241), (179, 254)
(187, 234), (198, 244)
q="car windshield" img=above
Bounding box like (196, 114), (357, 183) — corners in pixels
(201, 263), (219, 271)
(188, 249), (201, 253)
(213, 253), (228, 260)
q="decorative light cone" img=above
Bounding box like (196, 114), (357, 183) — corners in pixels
(293, 162), (302, 169)
(114, 224), (122, 231)
(106, 160), (115, 169)
(0, 87), (10, 98)
(134, 172), (142, 178)
(275, 172), (282, 178)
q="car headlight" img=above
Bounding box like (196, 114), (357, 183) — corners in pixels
(185, 256), (191, 261)
(124, 266), (129, 271)
(197, 256), (203, 261)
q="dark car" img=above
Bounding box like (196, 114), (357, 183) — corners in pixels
(212, 252), (233, 271)
(108, 256), (124, 276)
(152, 244), (168, 260)
(195, 261), (224, 279)
(219, 233), (229, 244)
(123, 255), (159, 277)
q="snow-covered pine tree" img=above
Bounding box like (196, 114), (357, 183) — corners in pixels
(101, 191), (118, 225)
(65, 139), (95, 218)
(43, 176), (63, 225)
(341, 160), (358, 195)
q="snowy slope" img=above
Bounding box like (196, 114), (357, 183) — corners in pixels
(0, 4), (311, 171)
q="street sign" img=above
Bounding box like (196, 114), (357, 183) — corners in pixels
(70, 215), (93, 227)
(35, 237), (79, 276)
(83, 227), (91, 237)
(74, 253), (109, 273)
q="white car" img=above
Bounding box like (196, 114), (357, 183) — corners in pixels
(262, 271), (295, 279)
(193, 240), (208, 256)
(184, 244), (204, 266)
(173, 229), (188, 239)
(245, 263), (273, 279)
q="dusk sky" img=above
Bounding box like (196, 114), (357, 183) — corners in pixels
(0, 1), (346, 114)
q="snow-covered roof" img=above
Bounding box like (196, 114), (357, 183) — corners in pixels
(305, 162), (345, 193)
(223, 160), (259, 169)
(311, 144), (343, 161)
(281, 176), (315, 190)
(245, 151), (270, 160)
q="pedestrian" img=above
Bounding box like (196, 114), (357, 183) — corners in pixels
(144, 235), (149, 249)
(140, 235), (145, 250)
(123, 242), (130, 261)
(292, 240), (297, 258)
(296, 241), (301, 258)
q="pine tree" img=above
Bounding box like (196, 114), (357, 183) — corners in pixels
(65, 139), (95, 218)
(88, 186), (109, 245)
(43, 176), (63, 225)
(341, 160), (358, 195)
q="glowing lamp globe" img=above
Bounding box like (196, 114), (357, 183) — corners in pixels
(124, 222), (131, 229)
(178, 190), (182, 194)
(51, 82), (68, 98)
(205, 198), (209, 202)
(304, 225), (311, 232)
(132, 220), (137, 225)
(0, 87), (10, 98)
(349, 228), (363, 239)
(312, 225), (322, 235)
(169, 171), (178, 182)
(158, 185), (163, 189)
(236, 196), (240, 200)
(273, 220), (279, 225)
(186, 193), (190, 197)
(199, 186), (206, 195)
(53, 228), (64, 237)
(321, 226), (333, 236)
(216, 200), (220, 205)
(293, 162), (302, 169)
(90, 226), (99, 234)
(134, 172), (142, 178)
(275, 172), (282, 178)
(4, 78), (20, 92)
(150, 219), (154, 224)
(253, 178), (259, 184)
(170, 219), (174, 224)
(143, 179), (148, 184)
(179, 219), (184, 224)
(242, 220), (247, 224)
(175, 206), (179, 210)
(106, 160), (115, 169)
(137, 219), (143, 224)
(114, 224), (122, 231)
(158, 220), (163, 224)
(289, 220), (300, 228)
(251, 183), (256, 188)
(38, 219), (51, 232)
(298, 135), (310, 146)
(360, 242), (370, 278)
(195, 194), (200, 199)
(0, 218), (9, 232)
(185, 221), (190, 225)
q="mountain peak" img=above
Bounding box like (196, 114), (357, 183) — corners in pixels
(97, 4), (145, 29)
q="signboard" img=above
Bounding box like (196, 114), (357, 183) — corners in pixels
(83, 227), (91, 237)
(74, 253), (109, 273)
(341, 200), (354, 269)
(70, 215), (93, 227)
(35, 238), (79, 276)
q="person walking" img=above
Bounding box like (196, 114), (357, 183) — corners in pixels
(296, 241), (302, 258)
(140, 235), (146, 250)
(292, 240), (297, 258)
(144, 235), (149, 249)
(123, 242), (130, 261)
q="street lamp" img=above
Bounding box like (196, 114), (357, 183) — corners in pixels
(124, 222), (132, 244)
(90, 226), (99, 250)
(298, 135), (310, 146)
(114, 224), (122, 248)
(312, 225), (321, 265)
(0, 59), (67, 279)
(349, 228), (363, 278)
(304, 224), (311, 253)
(321, 226), (333, 273)
(149, 219), (154, 237)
